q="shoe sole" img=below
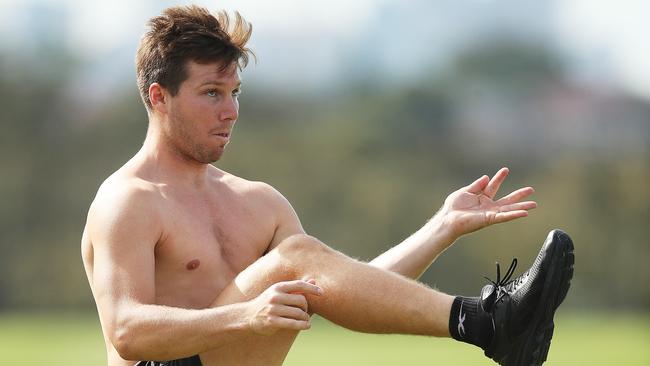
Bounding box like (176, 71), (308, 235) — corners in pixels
(503, 229), (575, 366)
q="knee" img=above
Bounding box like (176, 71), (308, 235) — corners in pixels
(231, 234), (332, 295)
(274, 234), (333, 264)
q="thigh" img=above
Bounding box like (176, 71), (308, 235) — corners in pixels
(199, 330), (299, 366)
(209, 244), (298, 308)
(199, 246), (302, 366)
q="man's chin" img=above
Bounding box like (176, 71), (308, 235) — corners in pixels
(198, 148), (225, 164)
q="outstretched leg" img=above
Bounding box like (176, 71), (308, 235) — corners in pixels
(200, 234), (455, 366)
(200, 230), (574, 366)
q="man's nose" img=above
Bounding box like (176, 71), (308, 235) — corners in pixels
(220, 96), (238, 122)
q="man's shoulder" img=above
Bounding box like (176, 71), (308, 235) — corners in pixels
(84, 170), (164, 248)
(216, 169), (288, 207)
(217, 169), (278, 196)
(88, 170), (162, 225)
(98, 170), (161, 204)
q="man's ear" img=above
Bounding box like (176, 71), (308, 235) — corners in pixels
(149, 83), (168, 114)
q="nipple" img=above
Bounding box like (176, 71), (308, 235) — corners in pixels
(186, 259), (201, 270)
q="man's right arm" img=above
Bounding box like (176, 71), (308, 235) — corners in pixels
(88, 184), (255, 361)
(87, 183), (318, 361)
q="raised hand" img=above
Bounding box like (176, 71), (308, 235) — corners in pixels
(437, 167), (537, 239)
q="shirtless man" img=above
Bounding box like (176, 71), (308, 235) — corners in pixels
(81, 5), (574, 366)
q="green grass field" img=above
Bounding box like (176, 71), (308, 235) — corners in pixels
(0, 311), (648, 365)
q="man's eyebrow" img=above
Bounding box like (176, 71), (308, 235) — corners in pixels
(198, 80), (242, 87)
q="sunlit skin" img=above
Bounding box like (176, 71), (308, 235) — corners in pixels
(151, 61), (242, 165)
(81, 59), (537, 366)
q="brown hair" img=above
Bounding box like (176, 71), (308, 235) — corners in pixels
(136, 5), (254, 110)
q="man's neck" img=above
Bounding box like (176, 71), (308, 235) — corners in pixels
(135, 124), (213, 189)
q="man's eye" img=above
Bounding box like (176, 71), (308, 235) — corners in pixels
(206, 90), (217, 97)
(232, 89), (242, 97)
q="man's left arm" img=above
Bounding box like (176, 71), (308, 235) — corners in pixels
(261, 183), (307, 251)
(369, 167), (537, 279)
(262, 167), (536, 280)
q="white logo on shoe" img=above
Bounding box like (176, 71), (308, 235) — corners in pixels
(458, 301), (466, 338)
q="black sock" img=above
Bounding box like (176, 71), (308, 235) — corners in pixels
(449, 296), (494, 350)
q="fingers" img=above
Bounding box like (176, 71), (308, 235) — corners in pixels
(272, 293), (309, 313)
(270, 279), (321, 313)
(268, 316), (312, 331)
(465, 175), (490, 194)
(496, 187), (535, 205)
(498, 201), (537, 212)
(493, 210), (529, 224)
(251, 280), (322, 335)
(483, 167), (509, 199)
(272, 304), (311, 322)
(275, 280), (323, 296)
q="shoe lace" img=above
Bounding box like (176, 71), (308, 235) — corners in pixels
(483, 258), (518, 304)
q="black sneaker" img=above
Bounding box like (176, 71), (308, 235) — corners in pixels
(482, 229), (575, 366)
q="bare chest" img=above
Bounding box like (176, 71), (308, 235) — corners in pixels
(153, 193), (276, 309)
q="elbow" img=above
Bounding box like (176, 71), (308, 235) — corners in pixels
(111, 319), (145, 361)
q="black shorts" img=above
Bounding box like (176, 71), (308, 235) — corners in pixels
(135, 355), (202, 366)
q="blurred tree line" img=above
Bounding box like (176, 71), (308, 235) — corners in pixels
(0, 38), (648, 312)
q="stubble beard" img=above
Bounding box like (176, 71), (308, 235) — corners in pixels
(167, 110), (225, 165)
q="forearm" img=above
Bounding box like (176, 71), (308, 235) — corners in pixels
(369, 168), (536, 279)
(113, 302), (251, 361)
(368, 215), (456, 279)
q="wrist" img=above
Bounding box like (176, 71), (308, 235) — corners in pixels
(424, 213), (458, 250)
(239, 301), (257, 334)
(211, 302), (255, 336)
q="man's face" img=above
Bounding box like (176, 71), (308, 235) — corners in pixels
(163, 60), (241, 164)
